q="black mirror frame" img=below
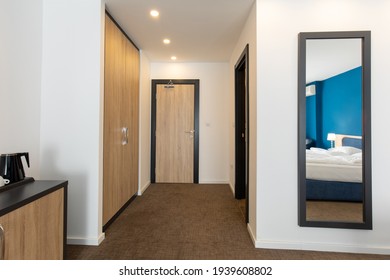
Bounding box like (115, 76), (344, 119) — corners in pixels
(298, 31), (372, 229)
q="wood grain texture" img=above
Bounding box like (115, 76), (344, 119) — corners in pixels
(125, 37), (140, 198)
(103, 14), (139, 225)
(0, 188), (64, 260)
(103, 14), (123, 224)
(156, 84), (194, 183)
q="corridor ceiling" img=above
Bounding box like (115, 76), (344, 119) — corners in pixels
(105, 0), (255, 62)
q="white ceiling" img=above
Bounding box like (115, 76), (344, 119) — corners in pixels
(105, 0), (255, 62)
(306, 39), (362, 83)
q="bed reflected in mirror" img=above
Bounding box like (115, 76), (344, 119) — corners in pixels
(298, 31), (372, 229)
(306, 134), (363, 223)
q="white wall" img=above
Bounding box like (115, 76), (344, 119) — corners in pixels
(151, 63), (230, 183)
(139, 51), (151, 194)
(255, 0), (390, 254)
(0, 0), (43, 178)
(229, 2), (258, 238)
(40, 0), (105, 245)
(6, 0), (390, 255)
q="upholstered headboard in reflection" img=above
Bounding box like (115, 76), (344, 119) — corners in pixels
(335, 134), (362, 149)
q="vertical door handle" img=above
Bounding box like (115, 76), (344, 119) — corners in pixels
(121, 127), (128, 145)
(0, 224), (4, 260)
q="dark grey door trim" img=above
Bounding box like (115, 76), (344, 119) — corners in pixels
(235, 44), (249, 223)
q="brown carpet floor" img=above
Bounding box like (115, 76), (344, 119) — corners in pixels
(307, 201), (363, 223)
(66, 183), (390, 260)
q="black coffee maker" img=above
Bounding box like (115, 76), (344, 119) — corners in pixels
(0, 153), (30, 184)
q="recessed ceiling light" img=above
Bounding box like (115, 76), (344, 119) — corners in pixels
(163, 39), (171, 45)
(150, 10), (159, 17)
(171, 56), (177, 61)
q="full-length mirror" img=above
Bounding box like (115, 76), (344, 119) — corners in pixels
(298, 31), (372, 229)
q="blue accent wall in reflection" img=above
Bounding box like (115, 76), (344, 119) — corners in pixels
(306, 66), (362, 149)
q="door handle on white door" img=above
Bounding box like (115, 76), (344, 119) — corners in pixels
(121, 127), (128, 145)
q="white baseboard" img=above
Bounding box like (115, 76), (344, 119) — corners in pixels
(138, 181), (151, 195)
(247, 223), (257, 246)
(67, 232), (105, 246)
(198, 180), (230, 184)
(249, 232), (390, 255)
(229, 182), (235, 196)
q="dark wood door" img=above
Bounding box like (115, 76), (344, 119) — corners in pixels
(235, 45), (249, 223)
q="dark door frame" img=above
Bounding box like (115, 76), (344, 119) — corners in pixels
(150, 79), (200, 183)
(235, 45), (249, 223)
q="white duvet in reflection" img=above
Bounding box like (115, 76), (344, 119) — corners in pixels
(306, 146), (362, 165)
(306, 146), (362, 182)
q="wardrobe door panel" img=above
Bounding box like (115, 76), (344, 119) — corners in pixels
(103, 14), (139, 226)
(124, 40), (140, 198)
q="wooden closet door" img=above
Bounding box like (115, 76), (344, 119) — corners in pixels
(103, 15), (124, 225)
(103, 14), (139, 226)
(123, 35), (139, 200)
